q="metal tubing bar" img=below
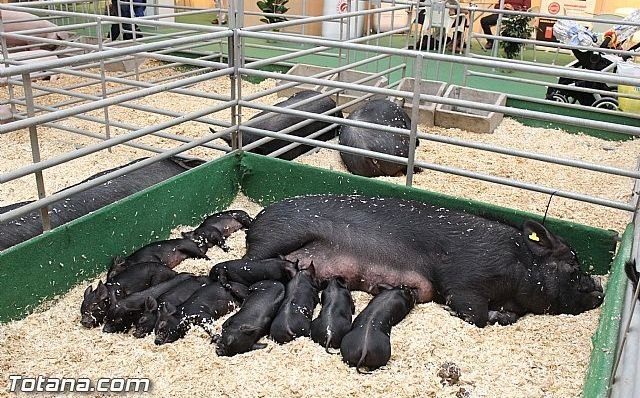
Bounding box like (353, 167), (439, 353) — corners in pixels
(241, 89), (378, 154)
(266, 123), (339, 159)
(8, 60), (223, 111)
(240, 68), (640, 136)
(240, 96), (640, 179)
(0, 67), (233, 135)
(15, 51), (227, 106)
(238, 31), (640, 87)
(241, 89), (378, 153)
(244, 27), (408, 70)
(239, 125), (634, 212)
(1, 32), (229, 71)
(1, 76), (235, 183)
(406, 53), (423, 186)
(609, 166), (640, 395)
(21, 73), (51, 232)
(8, 94), (231, 153)
(471, 32), (640, 60)
(12, 113), (169, 155)
(0, 127), (234, 224)
(234, 60), (407, 153)
(468, 70), (640, 102)
(0, 3), (234, 32)
(5, 76), (233, 130)
(244, 4), (411, 32)
(0, 31), (231, 77)
(506, 93), (640, 119)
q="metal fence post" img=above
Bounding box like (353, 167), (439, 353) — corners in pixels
(22, 72), (52, 232)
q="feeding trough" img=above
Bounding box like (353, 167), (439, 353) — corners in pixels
(394, 77), (448, 126)
(435, 85), (507, 133)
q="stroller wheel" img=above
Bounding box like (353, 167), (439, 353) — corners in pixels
(592, 98), (618, 111)
(549, 93), (570, 103)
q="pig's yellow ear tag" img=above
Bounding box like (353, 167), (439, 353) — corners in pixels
(528, 232), (540, 242)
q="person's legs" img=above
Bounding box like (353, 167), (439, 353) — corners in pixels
(449, 14), (467, 52)
(212, 0), (228, 24)
(480, 13), (498, 48)
(122, 23), (133, 40)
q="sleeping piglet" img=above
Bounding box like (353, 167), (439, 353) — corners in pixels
(310, 278), (355, 353)
(214, 280), (285, 357)
(340, 286), (416, 373)
(209, 257), (297, 287)
(269, 263), (319, 344)
(182, 210), (253, 252)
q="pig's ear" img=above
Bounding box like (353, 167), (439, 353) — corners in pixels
(109, 257), (126, 278)
(162, 302), (177, 317)
(211, 334), (222, 344)
(84, 285), (93, 298)
(112, 256), (125, 267)
(376, 283), (394, 291)
(239, 324), (260, 335)
(145, 297), (158, 312)
(284, 263), (298, 280)
(305, 261), (316, 277)
(181, 231), (194, 240)
(95, 282), (109, 301)
(107, 289), (118, 308)
(251, 343), (267, 351)
(522, 220), (568, 257)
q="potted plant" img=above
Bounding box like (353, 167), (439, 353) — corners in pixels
(257, 0), (289, 28)
(500, 14), (534, 59)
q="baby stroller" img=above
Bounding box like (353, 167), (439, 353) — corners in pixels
(544, 45), (632, 110)
(545, 14), (640, 110)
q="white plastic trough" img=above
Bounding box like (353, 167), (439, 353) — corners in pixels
(394, 77), (448, 126)
(435, 85), (507, 133)
(275, 64), (338, 98)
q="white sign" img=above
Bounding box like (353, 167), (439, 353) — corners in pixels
(540, 0), (597, 19)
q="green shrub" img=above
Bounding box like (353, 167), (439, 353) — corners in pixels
(500, 14), (534, 59)
(257, 0), (289, 25)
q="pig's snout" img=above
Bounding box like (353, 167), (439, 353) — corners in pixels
(592, 276), (603, 292)
(582, 276), (605, 310)
(80, 315), (98, 328)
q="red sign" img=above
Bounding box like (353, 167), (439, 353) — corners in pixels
(548, 2), (561, 14)
(337, 0), (349, 14)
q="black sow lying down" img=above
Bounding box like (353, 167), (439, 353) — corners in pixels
(339, 99), (419, 177)
(0, 157), (203, 251)
(244, 195), (604, 327)
(214, 90), (342, 160)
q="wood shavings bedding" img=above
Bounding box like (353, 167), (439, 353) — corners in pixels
(0, 194), (602, 398)
(0, 63), (631, 397)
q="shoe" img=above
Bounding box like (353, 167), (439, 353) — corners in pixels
(484, 41), (493, 50)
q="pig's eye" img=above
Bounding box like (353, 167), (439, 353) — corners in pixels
(158, 321), (167, 329)
(139, 317), (147, 323)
